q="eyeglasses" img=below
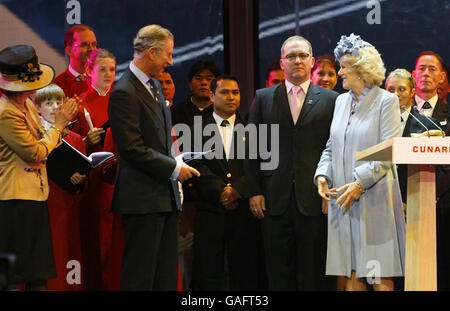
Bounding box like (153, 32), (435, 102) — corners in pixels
(72, 41), (97, 49)
(282, 53), (310, 62)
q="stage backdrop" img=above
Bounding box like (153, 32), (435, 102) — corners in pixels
(0, 0), (448, 102)
(0, 0), (224, 104)
(258, 0), (449, 92)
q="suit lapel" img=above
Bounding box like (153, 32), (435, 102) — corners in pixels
(152, 78), (174, 152)
(402, 114), (412, 137)
(274, 84), (293, 127)
(227, 116), (246, 174)
(203, 116), (228, 171)
(126, 69), (168, 150)
(297, 83), (320, 125)
(127, 70), (166, 128)
(432, 99), (448, 122)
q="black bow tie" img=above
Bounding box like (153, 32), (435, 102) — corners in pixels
(220, 120), (230, 127)
(422, 101), (432, 109)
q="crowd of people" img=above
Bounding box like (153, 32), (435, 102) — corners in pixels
(0, 24), (448, 291)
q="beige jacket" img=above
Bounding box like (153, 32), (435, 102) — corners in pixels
(0, 95), (62, 201)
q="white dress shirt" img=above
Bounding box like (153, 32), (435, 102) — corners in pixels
(212, 112), (236, 160)
(415, 94), (438, 117)
(401, 106), (411, 131)
(68, 65), (84, 79)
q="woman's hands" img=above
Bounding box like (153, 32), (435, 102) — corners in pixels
(317, 176), (337, 201)
(317, 176), (365, 211)
(335, 181), (364, 211)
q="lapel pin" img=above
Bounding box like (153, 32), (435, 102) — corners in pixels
(307, 99), (313, 105)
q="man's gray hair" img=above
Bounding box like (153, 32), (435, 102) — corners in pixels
(280, 35), (313, 57)
(133, 24), (174, 54)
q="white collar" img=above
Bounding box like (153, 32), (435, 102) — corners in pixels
(92, 84), (110, 96)
(401, 106), (411, 122)
(129, 61), (151, 88)
(285, 79), (311, 95)
(39, 116), (53, 130)
(415, 93), (438, 110)
(213, 112), (236, 127)
(68, 64), (83, 78)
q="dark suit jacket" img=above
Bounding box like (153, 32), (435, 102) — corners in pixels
(429, 98), (450, 201)
(171, 97), (214, 127)
(108, 68), (181, 214)
(400, 98), (450, 202)
(399, 107), (444, 202)
(191, 115), (247, 213)
(430, 98), (449, 124)
(245, 83), (338, 216)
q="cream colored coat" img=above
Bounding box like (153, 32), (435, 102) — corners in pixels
(0, 95), (62, 201)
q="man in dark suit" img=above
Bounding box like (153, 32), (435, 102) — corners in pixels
(412, 51), (448, 125)
(398, 108), (443, 202)
(108, 24), (199, 290)
(190, 76), (264, 290)
(412, 50), (450, 290)
(245, 36), (338, 290)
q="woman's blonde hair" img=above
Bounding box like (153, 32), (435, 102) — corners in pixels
(386, 68), (415, 90)
(341, 46), (386, 87)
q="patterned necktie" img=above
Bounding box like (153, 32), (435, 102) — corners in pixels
(146, 79), (158, 100)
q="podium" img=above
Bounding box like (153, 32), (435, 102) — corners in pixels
(356, 137), (450, 291)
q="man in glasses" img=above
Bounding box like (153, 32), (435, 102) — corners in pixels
(246, 36), (338, 290)
(54, 25), (98, 98)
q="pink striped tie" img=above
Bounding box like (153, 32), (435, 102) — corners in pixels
(290, 85), (302, 124)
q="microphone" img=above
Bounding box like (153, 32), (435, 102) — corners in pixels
(412, 106), (445, 137)
(400, 105), (430, 137)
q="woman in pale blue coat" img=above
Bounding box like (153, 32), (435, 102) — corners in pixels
(314, 34), (405, 291)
